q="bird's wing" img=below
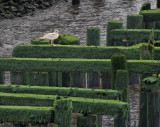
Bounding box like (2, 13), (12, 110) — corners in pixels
(40, 33), (59, 40)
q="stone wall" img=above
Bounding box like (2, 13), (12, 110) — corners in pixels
(0, 0), (54, 19)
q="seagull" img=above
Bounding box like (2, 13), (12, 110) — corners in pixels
(40, 30), (59, 45)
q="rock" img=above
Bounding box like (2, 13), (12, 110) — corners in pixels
(16, 12), (23, 17)
(44, 2), (51, 7)
(0, 42), (2, 47)
(0, 0), (56, 19)
(3, 13), (14, 19)
(10, 6), (18, 12)
(36, 0), (43, 5)
(18, 5), (27, 14)
(4, 6), (10, 11)
(8, 0), (15, 6)
(26, 5), (36, 11)
(0, 7), (5, 13)
(38, 4), (46, 9)
(13, 0), (19, 2)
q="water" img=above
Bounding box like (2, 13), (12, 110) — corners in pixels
(0, 0), (156, 57)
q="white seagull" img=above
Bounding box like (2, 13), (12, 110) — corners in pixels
(40, 30), (59, 45)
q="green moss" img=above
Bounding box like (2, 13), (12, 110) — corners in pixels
(111, 54), (127, 90)
(28, 72), (49, 86)
(48, 71), (58, 86)
(54, 99), (72, 127)
(31, 39), (50, 45)
(140, 2), (151, 11)
(54, 34), (80, 45)
(110, 29), (160, 45)
(0, 106), (53, 124)
(70, 97), (128, 118)
(0, 71), (4, 84)
(139, 76), (160, 126)
(115, 70), (129, 102)
(155, 21), (160, 29)
(154, 47), (160, 59)
(87, 72), (100, 88)
(142, 77), (160, 93)
(12, 44), (140, 59)
(141, 9), (160, 13)
(70, 72), (85, 88)
(107, 20), (123, 46)
(140, 9), (160, 22)
(77, 115), (97, 127)
(86, 27), (100, 46)
(127, 60), (160, 74)
(127, 15), (143, 29)
(0, 85), (121, 100)
(140, 44), (153, 60)
(0, 92), (58, 106)
(143, 77), (158, 84)
(2, 58), (160, 76)
(0, 91), (128, 119)
(154, 40), (160, 47)
(0, 58), (111, 73)
(11, 71), (26, 85)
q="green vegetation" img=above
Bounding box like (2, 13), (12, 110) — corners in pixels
(0, 71), (4, 84)
(0, 92), (58, 106)
(27, 72), (49, 86)
(106, 20), (123, 46)
(139, 76), (160, 127)
(54, 99), (72, 127)
(12, 44), (140, 59)
(127, 15), (143, 29)
(11, 71), (26, 85)
(0, 58), (111, 73)
(140, 9), (160, 22)
(155, 21), (160, 29)
(0, 85), (121, 100)
(70, 96), (128, 117)
(86, 27), (100, 46)
(2, 58), (160, 75)
(143, 76), (158, 84)
(110, 29), (160, 45)
(54, 34), (80, 45)
(111, 54), (127, 90)
(70, 72), (85, 88)
(140, 2), (151, 11)
(154, 47), (160, 59)
(0, 106), (53, 124)
(0, 91), (128, 126)
(77, 115), (97, 127)
(142, 77), (160, 93)
(0, 91), (128, 118)
(31, 39), (50, 45)
(140, 44), (153, 60)
(115, 70), (129, 102)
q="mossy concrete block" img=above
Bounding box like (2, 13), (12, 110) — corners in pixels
(86, 27), (100, 46)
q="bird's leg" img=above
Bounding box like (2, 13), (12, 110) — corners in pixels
(51, 40), (55, 46)
(51, 40), (54, 46)
(49, 40), (52, 45)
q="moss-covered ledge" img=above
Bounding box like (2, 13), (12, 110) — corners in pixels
(12, 44), (140, 59)
(140, 9), (160, 21)
(0, 85), (121, 100)
(1, 58), (160, 74)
